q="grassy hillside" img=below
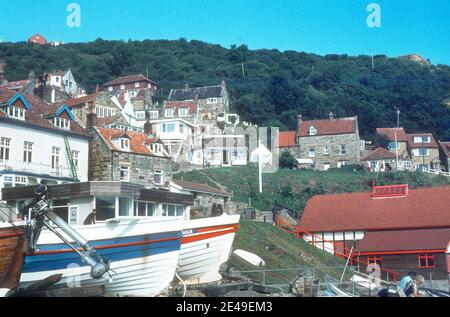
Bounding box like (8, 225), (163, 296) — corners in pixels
(228, 220), (347, 285)
(1, 39), (449, 139)
(175, 166), (450, 211)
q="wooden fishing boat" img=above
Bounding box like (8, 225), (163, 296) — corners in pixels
(0, 223), (26, 295)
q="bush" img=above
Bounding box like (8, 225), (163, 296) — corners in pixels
(279, 151), (298, 169)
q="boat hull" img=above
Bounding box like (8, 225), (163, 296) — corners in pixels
(0, 225), (26, 291)
(20, 217), (183, 297)
(179, 214), (240, 285)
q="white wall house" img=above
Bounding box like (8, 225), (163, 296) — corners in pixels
(48, 69), (84, 97)
(150, 118), (196, 162)
(0, 91), (90, 199)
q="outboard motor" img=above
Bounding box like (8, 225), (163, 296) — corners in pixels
(24, 185), (110, 279)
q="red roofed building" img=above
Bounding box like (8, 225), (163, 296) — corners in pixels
(163, 100), (198, 123)
(296, 185), (450, 282)
(296, 113), (361, 170)
(361, 147), (404, 172)
(103, 74), (158, 94)
(28, 33), (47, 45)
(278, 131), (297, 148)
(406, 133), (441, 171)
(89, 127), (172, 188)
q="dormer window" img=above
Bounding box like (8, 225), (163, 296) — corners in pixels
(309, 126), (317, 136)
(135, 82), (140, 88)
(165, 108), (174, 118)
(119, 138), (130, 151)
(179, 108), (188, 117)
(414, 136), (430, 143)
(53, 117), (70, 130)
(7, 106), (25, 120)
(150, 143), (163, 155)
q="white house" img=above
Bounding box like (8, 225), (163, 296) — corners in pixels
(149, 118), (197, 162)
(0, 89), (90, 199)
(192, 134), (247, 167)
(46, 69), (85, 97)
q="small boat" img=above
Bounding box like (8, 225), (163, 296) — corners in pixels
(20, 217), (183, 297)
(179, 214), (240, 285)
(0, 203), (27, 297)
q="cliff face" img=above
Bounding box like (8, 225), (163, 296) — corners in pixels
(398, 54), (431, 65)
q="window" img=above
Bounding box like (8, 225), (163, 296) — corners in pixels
(154, 170), (164, 185)
(134, 201), (156, 217)
(388, 142), (399, 150)
(323, 163), (331, 171)
(120, 84), (125, 90)
(414, 136), (431, 144)
(7, 106), (25, 120)
(413, 148), (429, 157)
(308, 148), (316, 158)
(95, 196), (116, 221)
(162, 204), (184, 217)
(55, 77), (60, 83)
(14, 176), (27, 187)
(148, 83), (152, 89)
(165, 109), (174, 117)
(340, 144), (347, 155)
(136, 111), (145, 119)
(120, 138), (130, 151)
(337, 161), (349, 168)
(0, 137), (11, 162)
(418, 254), (435, 268)
(207, 98), (218, 104)
(53, 117), (70, 130)
(179, 108), (188, 117)
(367, 256), (383, 268)
(162, 123), (175, 133)
(119, 197), (132, 216)
(149, 111), (158, 119)
(120, 165), (130, 182)
(72, 151), (79, 169)
(370, 161), (378, 170)
(51, 147), (60, 170)
(323, 146), (331, 155)
(23, 141), (33, 163)
(309, 126), (317, 136)
(108, 86), (113, 92)
(179, 124), (185, 134)
(151, 143), (163, 155)
(3, 175), (13, 188)
(135, 82), (140, 88)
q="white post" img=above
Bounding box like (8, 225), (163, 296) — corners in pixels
(395, 132), (399, 170)
(258, 142), (263, 193)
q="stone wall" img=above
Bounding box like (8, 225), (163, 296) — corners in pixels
(410, 148), (441, 169)
(298, 133), (360, 170)
(89, 130), (173, 188)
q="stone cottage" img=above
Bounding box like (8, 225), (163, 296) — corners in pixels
(296, 113), (361, 170)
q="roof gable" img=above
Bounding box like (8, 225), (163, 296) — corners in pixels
(362, 147), (396, 161)
(54, 104), (75, 120)
(376, 128), (408, 142)
(8, 93), (31, 110)
(297, 186), (450, 233)
(298, 117), (357, 137)
(406, 133), (439, 148)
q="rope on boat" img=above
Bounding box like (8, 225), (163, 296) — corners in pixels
(175, 269), (186, 297)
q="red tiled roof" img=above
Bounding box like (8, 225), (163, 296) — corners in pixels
(173, 179), (231, 196)
(406, 133), (439, 148)
(361, 147), (396, 161)
(65, 92), (101, 107)
(354, 228), (450, 253)
(376, 128), (408, 142)
(164, 101), (197, 116)
(439, 141), (450, 158)
(278, 131), (297, 148)
(1, 80), (30, 90)
(0, 89), (89, 137)
(297, 186), (450, 233)
(298, 117), (357, 137)
(103, 74), (157, 87)
(96, 127), (167, 157)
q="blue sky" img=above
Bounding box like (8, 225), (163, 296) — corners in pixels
(0, 0), (449, 64)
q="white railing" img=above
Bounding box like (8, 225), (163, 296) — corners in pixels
(422, 167), (450, 177)
(0, 160), (73, 179)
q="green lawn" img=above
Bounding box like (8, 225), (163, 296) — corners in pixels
(227, 220), (349, 285)
(175, 166), (450, 212)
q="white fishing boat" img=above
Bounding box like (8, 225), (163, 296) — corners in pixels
(20, 217), (184, 297)
(179, 213), (240, 285)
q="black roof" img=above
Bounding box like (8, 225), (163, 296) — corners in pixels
(168, 85), (225, 101)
